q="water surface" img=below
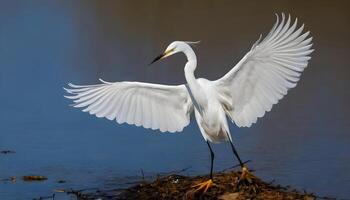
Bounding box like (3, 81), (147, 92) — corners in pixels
(0, 1), (349, 199)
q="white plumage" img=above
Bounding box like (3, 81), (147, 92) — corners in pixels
(65, 80), (192, 133)
(215, 13), (313, 127)
(64, 13), (313, 143)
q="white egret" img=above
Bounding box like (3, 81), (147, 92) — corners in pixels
(64, 13), (313, 192)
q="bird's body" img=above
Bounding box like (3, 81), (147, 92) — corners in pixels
(192, 78), (230, 142)
(65, 13), (313, 192)
(181, 46), (231, 143)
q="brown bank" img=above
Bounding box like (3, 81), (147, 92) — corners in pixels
(68, 170), (321, 200)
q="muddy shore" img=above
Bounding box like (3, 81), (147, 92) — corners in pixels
(67, 170), (321, 200)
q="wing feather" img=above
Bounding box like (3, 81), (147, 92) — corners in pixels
(214, 13), (313, 127)
(64, 80), (193, 133)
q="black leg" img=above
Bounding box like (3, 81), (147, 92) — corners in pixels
(206, 141), (215, 179)
(226, 132), (244, 168)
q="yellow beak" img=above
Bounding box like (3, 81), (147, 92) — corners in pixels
(149, 48), (174, 65)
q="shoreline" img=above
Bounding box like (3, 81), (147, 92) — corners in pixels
(67, 170), (320, 200)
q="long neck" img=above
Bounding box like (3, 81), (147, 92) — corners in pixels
(183, 47), (197, 86)
(183, 46), (208, 110)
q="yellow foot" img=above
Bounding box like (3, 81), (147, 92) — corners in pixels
(239, 166), (254, 184)
(191, 179), (214, 193)
(236, 166), (259, 193)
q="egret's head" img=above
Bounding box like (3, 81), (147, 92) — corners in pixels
(149, 41), (200, 65)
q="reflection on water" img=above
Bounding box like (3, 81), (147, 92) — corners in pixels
(0, 1), (350, 199)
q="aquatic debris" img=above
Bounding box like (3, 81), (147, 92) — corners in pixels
(22, 175), (48, 181)
(0, 176), (16, 183)
(54, 189), (65, 193)
(2, 175), (48, 183)
(0, 150), (15, 154)
(32, 194), (55, 200)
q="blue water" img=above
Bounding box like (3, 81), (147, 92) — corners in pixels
(2, 112), (350, 199)
(1, 1), (350, 199)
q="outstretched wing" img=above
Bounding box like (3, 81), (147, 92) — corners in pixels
(64, 79), (193, 133)
(214, 13), (313, 127)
